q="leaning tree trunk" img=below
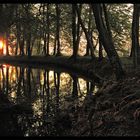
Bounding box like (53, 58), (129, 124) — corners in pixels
(102, 4), (112, 38)
(76, 4), (95, 59)
(91, 4), (125, 80)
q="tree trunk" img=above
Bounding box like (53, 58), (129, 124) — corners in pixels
(15, 5), (19, 55)
(24, 4), (31, 57)
(42, 4), (47, 56)
(99, 35), (103, 61)
(75, 4), (82, 57)
(102, 4), (112, 38)
(5, 67), (9, 94)
(46, 4), (50, 56)
(27, 67), (31, 101)
(76, 4), (95, 59)
(53, 36), (57, 55)
(19, 37), (25, 56)
(5, 31), (9, 55)
(27, 33), (31, 57)
(46, 70), (50, 114)
(54, 72), (60, 113)
(15, 20), (20, 55)
(85, 6), (93, 56)
(71, 4), (77, 61)
(131, 4), (140, 68)
(92, 4), (125, 80)
(56, 4), (61, 56)
(71, 74), (78, 98)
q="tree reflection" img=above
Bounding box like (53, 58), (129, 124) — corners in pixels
(25, 67), (31, 101)
(0, 64), (99, 136)
(54, 72), (60, 114)
(5, 66), (9, 94)
(86, 81), (95, 96)
(17, 67), (24, 98)
(0, 65), (5, 91)
(46, 70), (50, 117)
(71, 74), (78, 98)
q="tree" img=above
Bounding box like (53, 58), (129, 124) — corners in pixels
(71, 74), (78, 98)
(46, 4), (50, 56)
(98, 35), (103, 61)
(24, 4), (32, 57)
(14, 4), (25, 56)
(85, 5), (93, 56)
(42, 4), (47, 56)
(55, 4), (61, 56)
(54, 72), (60, 113)
(76, 4), (95, 59)
(41, 4), (50, 56)
(75, 4), (81, 58)
(71, 4), (77, 61)
(0, 4), (16, 55)
(106, 4), (132, 56)
(131, 4), (140, 68)
(91, 4), (125, 80)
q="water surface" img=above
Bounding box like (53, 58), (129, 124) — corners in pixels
(0, 64), (99, 136)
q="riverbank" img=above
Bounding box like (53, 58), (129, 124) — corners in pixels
(69, 67), (140, 136)
(0, 55), (113, 83)
(0, 55), (133, 81)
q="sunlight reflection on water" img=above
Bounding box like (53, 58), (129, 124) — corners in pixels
(0, 64), (99, 136)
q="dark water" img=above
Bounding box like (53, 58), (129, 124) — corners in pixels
(0, 64), (99, 136)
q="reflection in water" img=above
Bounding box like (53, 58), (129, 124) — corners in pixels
(0, 64), (99, 136)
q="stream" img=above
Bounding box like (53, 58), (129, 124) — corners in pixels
(0, 64), (99, 136)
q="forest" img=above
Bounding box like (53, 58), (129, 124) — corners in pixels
(0, 3), (140, 136)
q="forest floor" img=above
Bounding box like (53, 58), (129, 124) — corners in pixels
(62, 58), (140, 136)
(69, 67), (140, 136)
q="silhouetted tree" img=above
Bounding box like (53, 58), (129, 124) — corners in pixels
(92, 4), (125, 80)
(71, 74), (78, 98)
(76, 4), (95, 59)
(55, 4), (61, 56)
(131, 4), (140, 68)
(46, 4), (50, 56)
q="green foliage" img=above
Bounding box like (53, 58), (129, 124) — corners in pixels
(106, 4), (133, 49)
(0, 3), (134, 56)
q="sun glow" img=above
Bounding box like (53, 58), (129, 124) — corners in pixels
(0, 40), (4, 49)
(0, 39), (6, 55)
